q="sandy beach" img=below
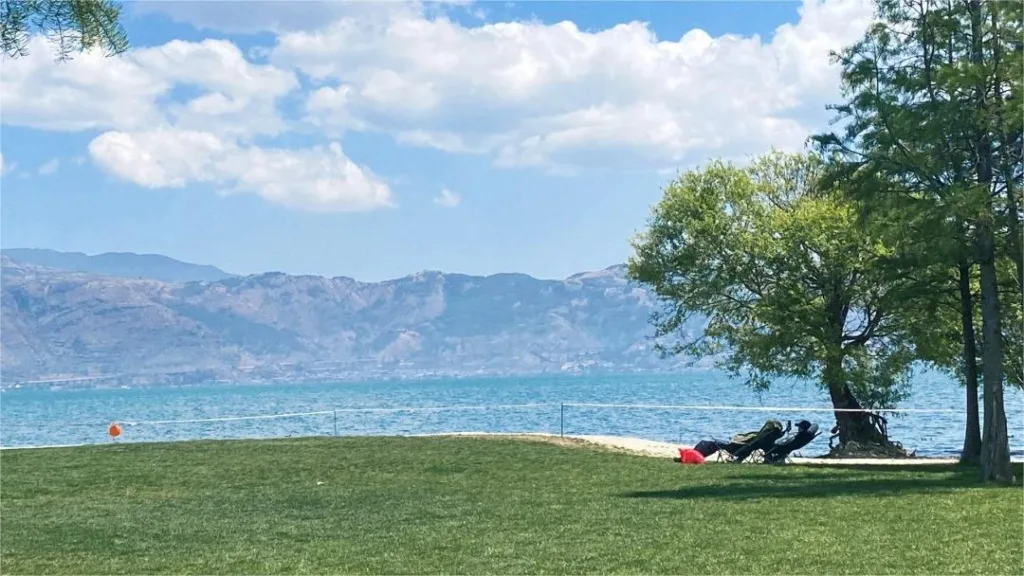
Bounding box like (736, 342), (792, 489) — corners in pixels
(413, 432), (1010, 465)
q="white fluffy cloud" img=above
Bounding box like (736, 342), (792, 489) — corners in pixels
(1, 36), (295, 137)
(0, 36), (166, 132)
(2, 35), (394, 211)
(3, 0), (875, 209)
(433, 187), (461, 208)
(135, 39), (298, 139)
(88, 129), (393, 212)
(272, 0), (874, 169)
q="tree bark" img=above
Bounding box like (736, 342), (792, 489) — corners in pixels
(957, 261), (982, 465)
(977, 219), (1012, 482)
(827, 384), (888, 446)
(821, 277), (889, 447)
(969, 0), (1013, 483)
(823, 351), (888, 446)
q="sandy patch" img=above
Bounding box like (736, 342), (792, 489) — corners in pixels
(411, 432), (681, 458)
(416, 432), (1019, 466)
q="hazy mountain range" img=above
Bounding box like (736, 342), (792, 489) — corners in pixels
(1, 250), (704, 387)
(1, 248), (234, 283)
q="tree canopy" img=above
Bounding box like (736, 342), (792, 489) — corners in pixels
(815, 0), (1020, 482)
(1, 0), (128, 61)
(629, 151), (915, 448)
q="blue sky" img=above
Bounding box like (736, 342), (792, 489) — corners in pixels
(0, 0), (873, 281)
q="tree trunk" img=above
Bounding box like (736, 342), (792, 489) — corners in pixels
(969, 0), (1013, 484)
(820, 278), (888, 447)
(978, 219), (1013, 482)
(823, 352), (887, 446)
(957, 261), (982, 465)
(828, 384), (888, 446)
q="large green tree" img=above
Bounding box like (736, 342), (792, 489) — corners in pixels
(629, 151), (915, 449)
(816, 0), (1020, 482)
(1, 0), (128, 60)
(843, 182), (987, 464)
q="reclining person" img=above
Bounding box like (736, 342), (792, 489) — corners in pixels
(690, 419), (781, 458)
(687, 419), (786, 461)
(763, 420), (820, 464)
(685, 419), (819, 463)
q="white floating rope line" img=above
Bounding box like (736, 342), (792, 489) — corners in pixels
(123, 409), (335, 426)
(329, 403), (553, 414)
(3, 401), (961, 429)
(563, 402), (958, 414)
(120, 403), (555, 426)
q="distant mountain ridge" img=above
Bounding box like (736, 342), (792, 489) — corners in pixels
(1, 248), (234, 283)
(0, 252), (702, 387)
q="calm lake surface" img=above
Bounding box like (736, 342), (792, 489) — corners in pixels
(2, 372), (1022, 457)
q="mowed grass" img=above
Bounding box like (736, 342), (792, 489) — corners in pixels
(1, 437), (1022, 575)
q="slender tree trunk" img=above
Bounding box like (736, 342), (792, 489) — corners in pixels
(969, 0), (1013, 483)
(978, 219), (1012, 482)
(957, 261), (982, 465)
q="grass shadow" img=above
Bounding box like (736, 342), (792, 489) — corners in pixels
(624, 465), (1022, 501)
(788, 461), (1024, 482)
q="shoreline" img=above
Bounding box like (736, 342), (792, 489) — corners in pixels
(5, 432), (1021, 465)
(411, 432), (978, 465)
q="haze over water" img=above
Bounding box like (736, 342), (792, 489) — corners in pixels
(3, 373), (1022, 457)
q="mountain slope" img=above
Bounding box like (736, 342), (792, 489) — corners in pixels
(1, 248), (234, 283)
(0, 258), (702, 385)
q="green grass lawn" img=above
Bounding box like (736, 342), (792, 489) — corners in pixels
(2, 436), (1021, 575)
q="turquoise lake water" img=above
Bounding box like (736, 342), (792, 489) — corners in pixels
(2, 372), (1022, 457)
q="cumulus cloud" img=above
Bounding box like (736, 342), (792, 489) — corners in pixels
(0, 36), (166, 132)
(37, 158), (60, 175)
(273, 0), (874, 169)
(141, 39), (298, 139)
(0, 36), (295, 137)
(433, 187), (461, 208)
(2, 34), (394, 212)
(3, 0), (876, 209)
(88, 129), (394, 212)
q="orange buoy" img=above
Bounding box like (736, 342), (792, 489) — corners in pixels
(108, 423), (122, 438)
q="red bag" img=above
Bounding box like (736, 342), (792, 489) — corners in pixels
(678, 448), (706, 464)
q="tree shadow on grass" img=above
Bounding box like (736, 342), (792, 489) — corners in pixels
(623, 464), (1022, 500)
(786, 462), (1024, 478)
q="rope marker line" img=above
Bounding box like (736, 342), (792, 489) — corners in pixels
(563, 402), (958, 414)
(6, 401), (961, 429)
(121, 403), (556, 426)
(328, 403), (554, 414)
(124, 410), (335, 426)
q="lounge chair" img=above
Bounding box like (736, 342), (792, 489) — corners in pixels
(762, 421), (820, 464)
(689, 419), (787, 464)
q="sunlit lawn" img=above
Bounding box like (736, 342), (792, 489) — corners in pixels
(2, 437), (1021, 574)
